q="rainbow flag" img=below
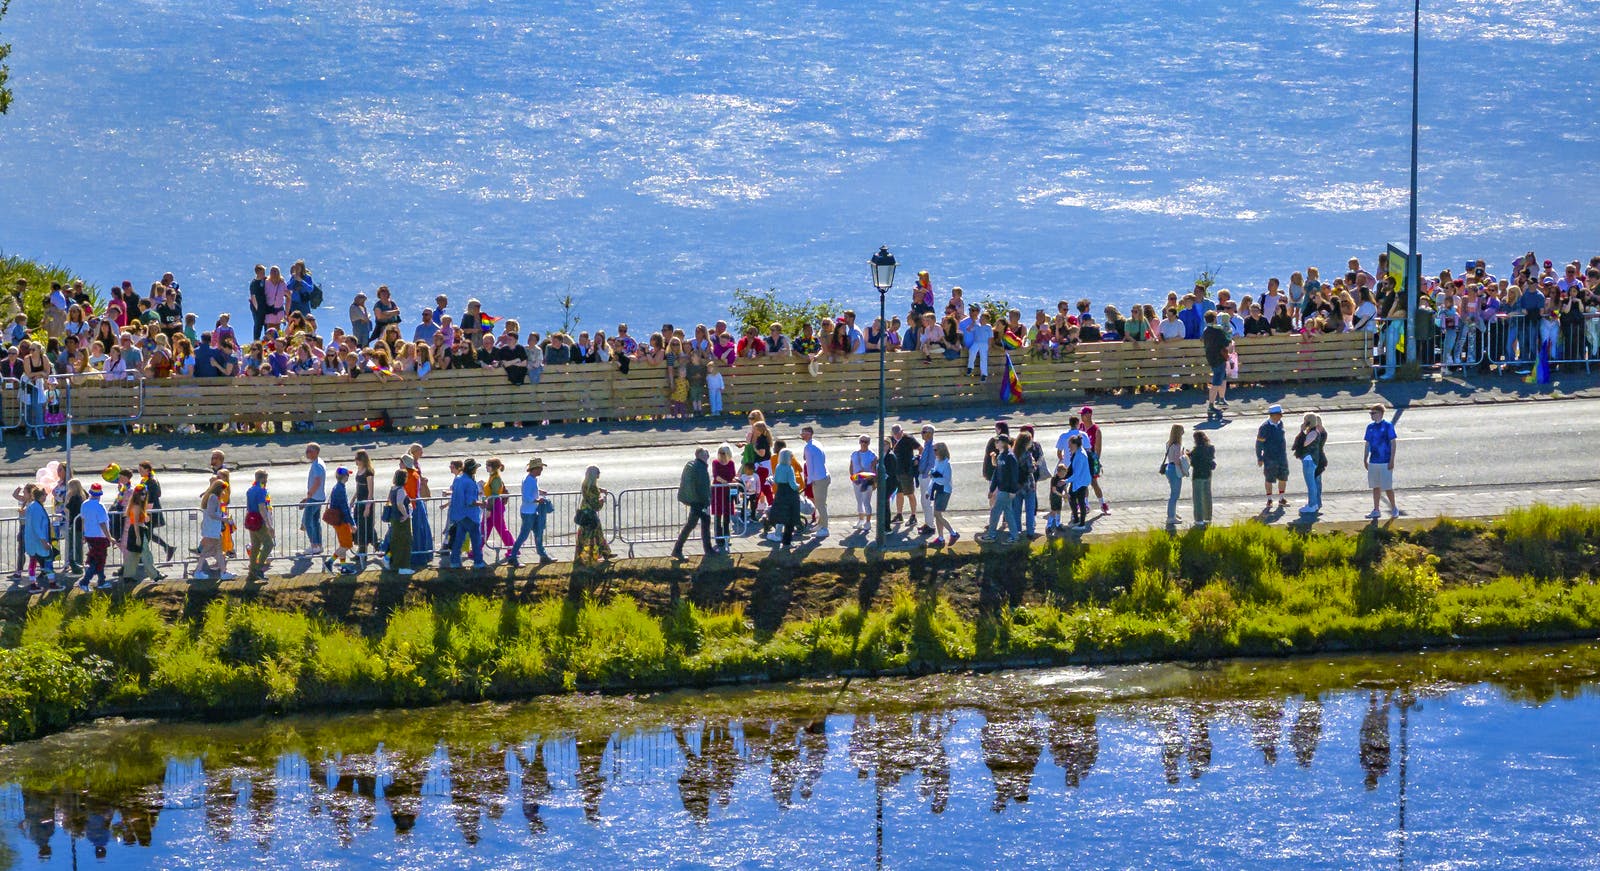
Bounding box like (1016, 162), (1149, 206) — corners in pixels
(1000, 353), (1024, 404)
(998, 328), (1025, 351)
(481, 314), (502, 325)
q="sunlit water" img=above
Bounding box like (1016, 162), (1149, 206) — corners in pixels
(2, 1), (1598, 332)
(3, 644), (1600, 868)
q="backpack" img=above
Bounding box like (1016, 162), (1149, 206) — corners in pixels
(308, 283), (324, 309)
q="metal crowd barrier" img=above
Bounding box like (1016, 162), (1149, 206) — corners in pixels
(611, 483), (760, 556)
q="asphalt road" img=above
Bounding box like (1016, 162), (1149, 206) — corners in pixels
(13, 397), (1592, 522)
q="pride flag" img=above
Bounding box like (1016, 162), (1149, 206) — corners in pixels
(998, 328), (1025, 351)
(1000, 353), (1024, 404)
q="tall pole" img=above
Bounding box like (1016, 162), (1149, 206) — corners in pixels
(1406, 0), (1421, 345)
(876, 287), (888, 549)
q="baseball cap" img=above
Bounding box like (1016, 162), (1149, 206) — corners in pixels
(1080, 405), (1093, 414)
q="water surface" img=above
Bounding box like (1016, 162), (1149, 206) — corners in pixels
(3, 644), (1600, 868)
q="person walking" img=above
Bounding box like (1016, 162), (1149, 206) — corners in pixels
(1016, 426), (1044, 537)
(79, 484), (112, 590)
(710, 446), (737, 552)
(1080, 406), (1111, 515)
(573, 466), (614, 565)
(194, 480), (232, 580)
(1188, 431), (1216, 527)
(136, 461), (177, 563)
(1062, 434), (1092, 531)
(979, 434), (1020, 544)
(119, 487), (158, 585)
(800, 426), (830, 538)
(301, 443), (327, 556)
(768, 449), (803, 550)
(1293, 413), (1328, 515)
(848, 435), (877, 534)
(353, 450), (378, 569)
(509, 458), (554, 566)
(326, 467), (355, 573)
(672, 448), (714, 559)
(1363, 404), (1402, 519)
(1202, 311), (1233, 418)
(1255, 404), (1290, 509)
(385, 469), (414, 576)
(481, 458), (514, 556)
(405, 444), (434, 568)
(1162, 424), (1187, 526)
(930, 442), (958, 546)
(244, 470), (274, 581)
(22, 486), (55, 590)
(447, 458), (487, 569)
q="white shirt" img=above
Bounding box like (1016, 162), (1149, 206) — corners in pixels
(848, 326), (866, 355)
(1056, 428), (1086, 459)
(1159, 319), (1186, 340)
(520, 473), (544, 514)
(849, 449), (876, 480)
(307, 459), (327, 501)
(803, 441), (828, 483)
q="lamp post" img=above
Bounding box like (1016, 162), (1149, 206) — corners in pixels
(1406, 0), (1421, 356)
(870, 246), (897, 549)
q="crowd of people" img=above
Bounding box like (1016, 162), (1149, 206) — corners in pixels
(3, 250), (1596, 436)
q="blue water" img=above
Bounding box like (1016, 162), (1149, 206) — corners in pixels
(1, 0), (1596, 332)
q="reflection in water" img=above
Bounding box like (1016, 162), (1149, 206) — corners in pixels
(6, 644), (1600, 866)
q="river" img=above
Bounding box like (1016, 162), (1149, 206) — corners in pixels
(1, 643), (1598, 868)
(2, 1), (1597, 330)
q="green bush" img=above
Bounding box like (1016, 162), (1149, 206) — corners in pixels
(1354, 542), (1441, 616)
(1500, 505), (1600, 579)
(0, 252), (100, 335)
(1182, 583), (1239, 645)
(0, 644), (105, 743)
(728, 287), (838, 338)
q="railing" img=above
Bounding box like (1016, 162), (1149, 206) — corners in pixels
(610, 484), (757, 556)
(1368, 311), (1600, 376)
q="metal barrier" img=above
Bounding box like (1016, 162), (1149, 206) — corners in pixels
(612, 483), (761, 556)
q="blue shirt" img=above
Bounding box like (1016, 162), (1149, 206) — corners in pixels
(520, 473), (544, 514)
(413, 322), (439, 343)
(246, 483), (270, 516)
(1065, 449), (1093, 489)
(23, 501), (51, 557)
(1179, 307), (1203, 340)
(918, 439), (937, 476)
(448, 474), (481, 523)
(193, 345), (216, 377)
(1364, 420), (1397, 464)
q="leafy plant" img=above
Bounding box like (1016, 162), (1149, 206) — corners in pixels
(728, 287), (837, 337)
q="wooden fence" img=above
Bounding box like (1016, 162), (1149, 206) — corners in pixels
(3, 332), (1369, 432)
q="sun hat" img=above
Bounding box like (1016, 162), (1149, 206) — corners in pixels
(527, 458), (546, 471)
(1268, 404), (1283, 414)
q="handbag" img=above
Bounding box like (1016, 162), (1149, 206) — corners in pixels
(574, 507), (600, 529)
(1178, 455), (1191, 477)
(381, 502), (400, 524)
(536, 498), (555, 516)
(322, 505), (341, 525)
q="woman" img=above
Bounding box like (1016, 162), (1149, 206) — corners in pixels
(64, 305), (89, 341)
(263, 266), (289, 331)
(711, 444), (738, 550)
(353, 450), (377, 568)
(747, 418), (775, 504)
(1126, 305), (1150, 344)
(1159, 307), (1185, 341)
(1161, 424), (1186, 526)
(62, 478), (85, 576)
(195, 480), (229, 580)
(930, 442), (957, 546)
(120, 487), (158, 582)
(1014, 429), (1043, 538)
(825, 322), (851, 363)
(385, 469), (414, 575)
(574, 466), (613, 565)
(404, 452), (433, 568)
(1188, 431), (1216, 527)
(917, 312), (945, 363)
(481, 458), (514, 554)
(767, 449), (803, 549)
(174, 336), (196, 377)
(848, 435), (877, 533)
(1292, 413), (1327, 515)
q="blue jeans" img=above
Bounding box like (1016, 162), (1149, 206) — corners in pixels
(1302, 455), (1322, 511)
(510, 511), (548, 559)
(302, 502), (324, 548)
(1019, 486), (1038, 536)
(986, 491), (1019, 541)
(1165, 464), (1184, 522)
(1381, 321), (1403, 377)
(448, 517), (485, 567)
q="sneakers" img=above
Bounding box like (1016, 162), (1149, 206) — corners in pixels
(949, 531), (960, 544)
(220, 571), (238, 580)
(917, 525), (934, 536)
(932, 537), (946, 547)
(1100, 501), (1110, 514)
(192, 571), (215, 581)
(891, 513), (903, 525)
(815, 528), (829, 539)
(1390, 507), (1404, 518)
(1365, 510), (1383, 519)
(398, 568), (414, 576)
(766, 530), (783, 543)
(96, 580), (115, 590)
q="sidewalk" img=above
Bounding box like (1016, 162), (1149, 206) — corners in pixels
(6, 370), (1598, 475)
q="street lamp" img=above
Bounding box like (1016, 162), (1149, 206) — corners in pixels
(1406, 0), (1422, 360)
(870, 246), (896, 549)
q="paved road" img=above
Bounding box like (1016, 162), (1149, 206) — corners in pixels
(13, 396), (1592, 527)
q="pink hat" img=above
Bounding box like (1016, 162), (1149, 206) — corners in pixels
(1080, 405), (1093, 415)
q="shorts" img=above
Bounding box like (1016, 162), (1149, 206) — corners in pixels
(897, 472), (916, 495)
(933, 489), (950, 512)
(334, 523), (354, 550)
(1368, 463), (1394, 490)
(1210, 363), (1227, 386)
(1049, 492), (1064, 512)
(1262, 463), (1289, 483)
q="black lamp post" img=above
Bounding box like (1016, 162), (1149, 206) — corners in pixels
(870, 246), (897, 548)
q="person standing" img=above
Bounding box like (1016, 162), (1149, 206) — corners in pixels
(194, 480), (232, 581)
(1063, 435), (1092, 531)
(930, 443), (958, 546)
(1363, 404), (1401, 519)
(848, 435), (877, 534)
(672, 448), (714, 559)
(405, 443), (434, 568)
(447, 459), (487, 569)
(385, 470), (414, 576)
(768, 449), (803, 550)
(917, 425), (938, 536)
(979, 434), (1020, 544)
(510, 458), (554, 566)
(710, 446), (737, 552)
(1256, 404), (1290, 509)
(301, 444), (327, 556)
(1188, 431), (1216, 527)
(1202, 311), (1233, 416)
(1079, 406), (1110, 515)
(800, 426), (830, 538)
(354, 450), (378, 568)
(1293, 414), (1327, 515)
(1162, 425), (1187, 526)
(248, 265), (269, 343)
(890, 425), (919, 525)
(981, 421), (1011, 485)
(573, 466), (614, 565)
(244, 470), (274, 581)
(1015, 427), (1043, 538)
(79, 484), (112, 590)
(22, 486), (55, 590)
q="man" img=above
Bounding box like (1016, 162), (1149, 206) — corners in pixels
(79, 484), (113, 590)
(916, 425), (938, 535)
(890, 425), (919, 525)
(248, 265), (269, 342)
(1363, 404), (1401, 519)
(982, 421), (1011, 483)
(301, 444), (326, 556)
(844, 310), (866, 355)
(510, 458), (554, 566)
(801, 426), (830, 538)
(43, 282), (69, 339)
(1201, 310), (1233, 413)
(979, 434), (1020, 544)
(764, 322), (791, 356)
(245, 470), (274, 581)
(412, 308), (439, 344)
(1073, 406), (1108, 514)
(736, 327), (767, 360)
(1256, 404), (1290, 509)
(672, 448), (714, 559)
(447, 458), (487, 569)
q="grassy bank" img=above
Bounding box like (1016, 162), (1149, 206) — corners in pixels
(0, 251), (97, 329)
(4, 505), (1600, 744)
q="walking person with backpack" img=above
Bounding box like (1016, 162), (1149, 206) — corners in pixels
(671, 448), (714, 559)
(244, 470), (274, 581)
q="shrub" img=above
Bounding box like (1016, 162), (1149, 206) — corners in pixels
(1182, 583), (1239, 645)
(0, 644), (105, 743)
(61, 598), (168, 682)
(1113, 568), (1183, 616)
(1500, 505), (1600, 579)
(1354, 543), (1441, 616)
(728, 287), (838, 338)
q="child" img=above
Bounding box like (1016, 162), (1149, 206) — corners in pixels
(738, 462), (763, 517)
(1046, 463), (1069, 534)
(686, 350), (708, 415)
(705, 359), (725, 416)
(669, 362), (689, 418)
(327, 467), (356, 573)
(1438, 294), (1460, 369)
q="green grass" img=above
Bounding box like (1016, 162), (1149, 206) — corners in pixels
(6, 509), (1600, 744)
(0, 251), (100, 333)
